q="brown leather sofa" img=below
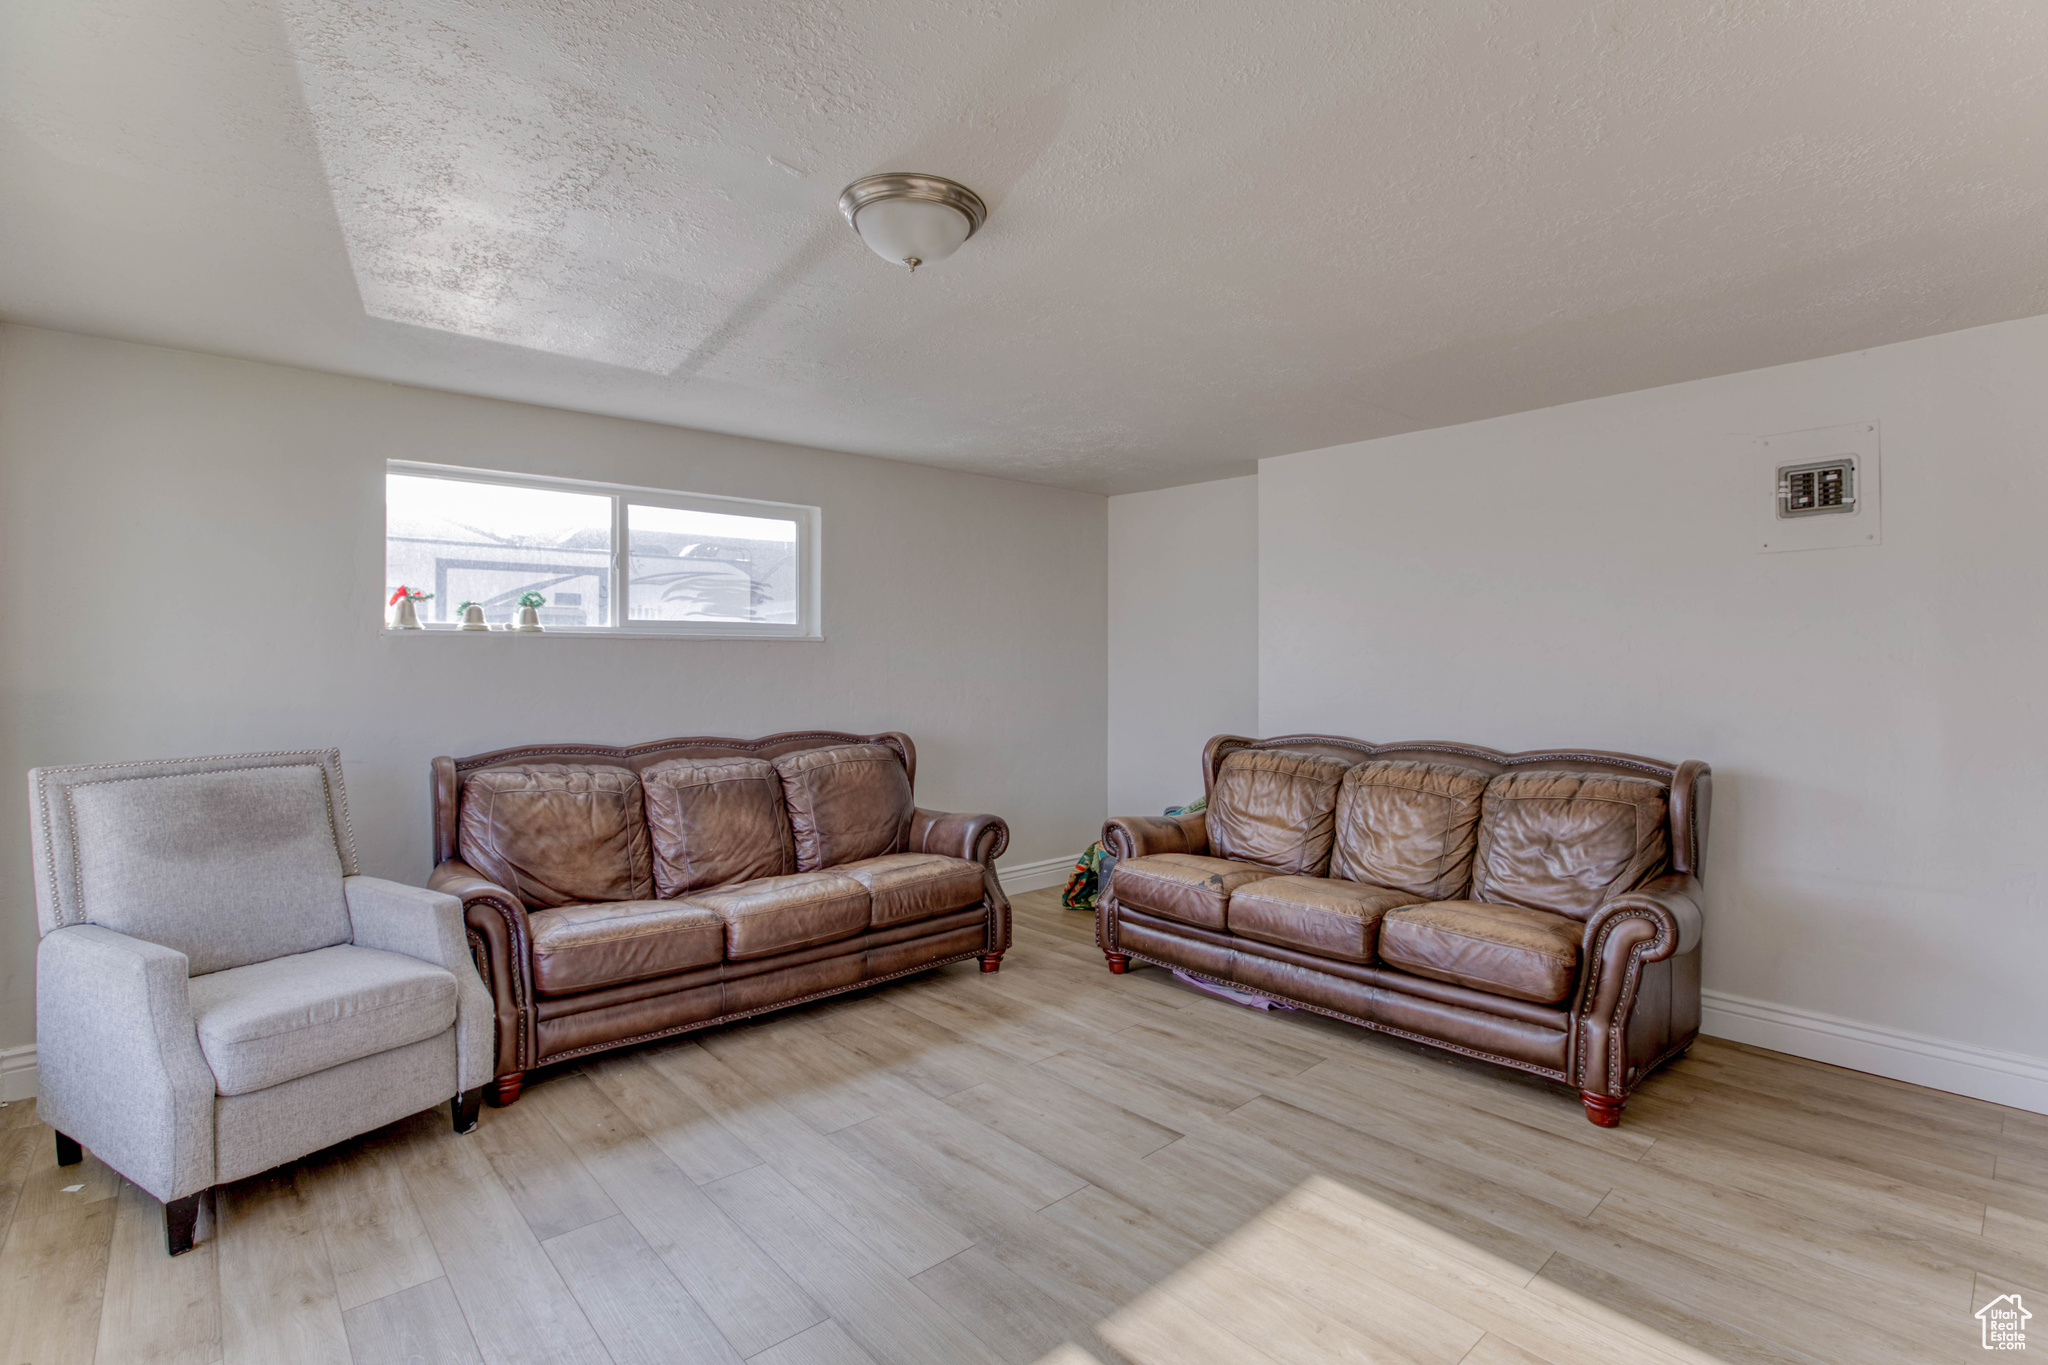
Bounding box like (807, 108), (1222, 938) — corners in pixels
(430, 730), (1010, 1104)
(1098, 734), (1709, 1126)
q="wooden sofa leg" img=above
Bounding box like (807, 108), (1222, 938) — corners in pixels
(54, 1131), (82, 1167)
(164, 1194), (201, 1256)
(1580, 1091), (1625, 1127)
(1104, 952), (1130, 974)
(487, 1073), (525, 1107)
(979, 953), (1004, 973)
(453, 1087), (483, 1134)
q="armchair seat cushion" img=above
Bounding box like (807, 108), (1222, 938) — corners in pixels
(1378, 901), (1582, 1004)
(1226, 876), (1423, 963)
(834, 853), (986, 928)
(529, 900), (725, 995)
(681, 871), (871, 960)
(1112, 854), (1281, 931)
(188, 944), (457, 1096)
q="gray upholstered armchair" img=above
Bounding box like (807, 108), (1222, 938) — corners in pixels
(28, 749), (493, 1254)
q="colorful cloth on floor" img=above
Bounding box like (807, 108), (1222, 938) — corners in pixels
(1061, 797), (1205, 912)
(1061, 842), (1105, 912)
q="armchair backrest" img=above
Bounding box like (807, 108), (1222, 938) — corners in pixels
(29, 749), (360, 974)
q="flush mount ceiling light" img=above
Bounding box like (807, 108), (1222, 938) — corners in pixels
(838, 172), (987, 273)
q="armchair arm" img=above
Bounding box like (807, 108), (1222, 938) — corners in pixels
(35, 925), (215, 1202)
(908, 809), (1011, 956)
(428, 860), (535, 1076)
(1572, 872), (1702, 1097)
(345, 876), (495, 1091)
(1100, 811), (1208, 861)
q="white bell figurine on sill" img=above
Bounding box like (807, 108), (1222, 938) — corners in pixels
(459, 603), (490, 631)
(514, 605), (544, 632)
(390, 596), (422, 630)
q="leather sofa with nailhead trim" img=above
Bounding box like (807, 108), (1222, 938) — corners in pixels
(429, 730), (1009, 1105)
(1097, 733), (1709, 1126)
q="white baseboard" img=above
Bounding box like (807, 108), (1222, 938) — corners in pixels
(996, 855), (1078, 895)
(1702, 990), (2048, 1116)
(0, 1045), (35, 1103)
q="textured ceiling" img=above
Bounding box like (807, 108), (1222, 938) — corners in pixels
(4, 0), (2046, 494)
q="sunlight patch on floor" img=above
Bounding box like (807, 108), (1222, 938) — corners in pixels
(1036, 1175), (1727, 1365)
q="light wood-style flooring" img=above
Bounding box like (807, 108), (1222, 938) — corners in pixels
(1, 887), (2040, 1364)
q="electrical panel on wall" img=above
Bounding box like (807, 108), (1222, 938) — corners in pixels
(1754, 420), (1880, 553)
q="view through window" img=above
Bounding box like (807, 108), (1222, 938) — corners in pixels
(385, 464), (817, 635)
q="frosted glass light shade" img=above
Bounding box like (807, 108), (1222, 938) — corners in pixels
(838, 173), (987, 272)
(852, 198), (973, 269)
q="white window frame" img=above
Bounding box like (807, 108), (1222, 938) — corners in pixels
(386, 460), (822, 639)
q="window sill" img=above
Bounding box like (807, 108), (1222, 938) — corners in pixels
(382, 626), (824, 641)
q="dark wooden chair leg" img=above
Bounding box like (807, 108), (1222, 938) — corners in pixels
(979, 953), (1004, 973)
(54, 1131), (82, 1167)
(486, 1073), (525, 1107)
(1580, 1090), (1625, 1127)
(164, 1194), (201, 1256)
(1104, 952), (1130, 974)
(453, 1087), (483, 1134)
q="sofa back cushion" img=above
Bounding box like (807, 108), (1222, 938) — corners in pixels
(643, 757), (794, 897)
(458, 764), (655, 908)
(774, 744), (914, 871)
(1207, 749), (1353, 875)
(1472, 770), (1668, 920)
(1330, 760), (1489, 899)
(68, 764), (353, 974)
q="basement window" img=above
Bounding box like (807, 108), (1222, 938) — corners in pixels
(384, 462), (820, 637)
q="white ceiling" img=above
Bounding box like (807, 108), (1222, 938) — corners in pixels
(4, 1), (2045, 494)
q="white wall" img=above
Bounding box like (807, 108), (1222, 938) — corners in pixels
(1107, 477), (1258, 819)
(0, 325), (1107, 1062)
(1258, 312), (2048, 1109)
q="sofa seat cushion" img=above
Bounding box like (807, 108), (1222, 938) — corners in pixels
(528, 899), (726, 995)
(1378, 901), (1583, 1004)
(458, 764), (655, 908)
(774, 745), (915, 871)
(189, 944), (457, 1096)
(1226, 876), (1424, 964)
(1473, 771), (1669, 920)
(1112, 854), (1281, 931)
(643, 757), (794, 898)
(682, 872), (871, 960)
(1331, 760), (1490, 900)
(834, 853), (986, 928)
(1207, 749), (1354, 874)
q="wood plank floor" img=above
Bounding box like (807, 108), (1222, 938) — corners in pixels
(2, 887), (2038, 1363)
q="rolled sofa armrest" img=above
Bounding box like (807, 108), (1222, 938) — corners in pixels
(345, 876), (496, 1091)
(910, 808), (1009, 866)
(1100, 811), (1208, 861)
(909, 808), (1012, 956)
(1573, 872), (1702, 1097)
(429, 859), (535, 1077)
(1590, 872), (1702, 960)
(35, 924), (216, 1202)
